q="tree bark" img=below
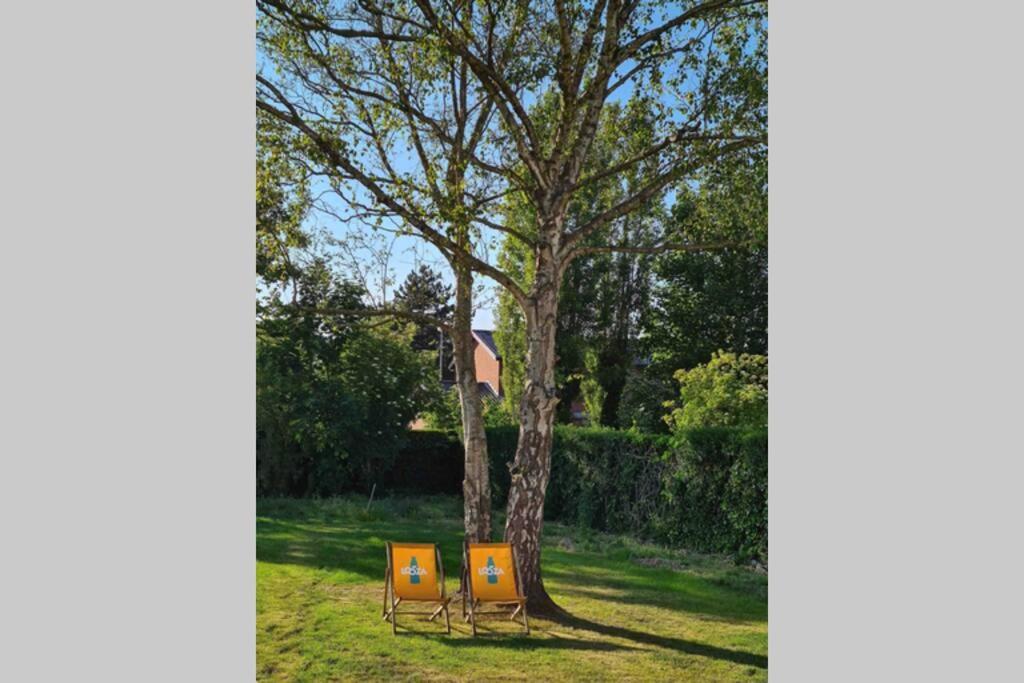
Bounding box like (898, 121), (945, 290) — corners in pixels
(451, 265), (492, 545)
(503, 247), (562, 613)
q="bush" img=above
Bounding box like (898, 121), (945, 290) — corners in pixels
(616, 368), (675, 434)
(542, 427), (672, 535)
(258, 414), (767, 559)
(665, 351), (768, 429)
(378, 430), (463, 494)
(657, 427), (767, 561)
(724, 431), (768, 561)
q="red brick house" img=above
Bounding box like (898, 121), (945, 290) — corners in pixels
(467, 329), (502, 399)
(437, 329), (502, 399)
(410, 329), (503, 429)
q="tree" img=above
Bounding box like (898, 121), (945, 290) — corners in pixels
(620, 149), (768, 430)
(648, 247), (767, 369)
(495, 99), (662, 428)
(493, 236), (530, 422)
(257, 0), (767, 611)
(647, 148), (768, 372)
(393, 264), (453, 353)
(257, 0), (506, 544)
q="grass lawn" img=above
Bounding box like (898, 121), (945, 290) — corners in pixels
(257, 496), (767, 682)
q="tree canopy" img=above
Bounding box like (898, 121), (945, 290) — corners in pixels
(393, 264), (454, 352)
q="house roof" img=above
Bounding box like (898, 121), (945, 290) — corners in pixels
(471, 329), (501, 360)
(477, 381), (500, 400)
(440, 379), (501, 401)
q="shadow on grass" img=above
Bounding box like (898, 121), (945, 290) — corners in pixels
(553, 611), (767, 670)
(543, 563), (766, 622)
(552, 584), (763, 625)
(443, 635), (635, 652)
(257, 517), (466, 583)
(383, 610), (760, 667)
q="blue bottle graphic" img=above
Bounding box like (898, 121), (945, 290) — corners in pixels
(486, 556), (498, 584)
(409, 556), (421, 584)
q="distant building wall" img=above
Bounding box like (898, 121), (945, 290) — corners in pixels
(474, 341), (501, 396)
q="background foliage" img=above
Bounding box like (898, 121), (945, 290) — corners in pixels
(256, 260), (438, 497)
(262, 425), (767, 563)
(488, 98), (768, 431)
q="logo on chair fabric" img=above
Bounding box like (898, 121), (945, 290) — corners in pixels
(478, 556), (504, 584)
(401, 556), (428, 584)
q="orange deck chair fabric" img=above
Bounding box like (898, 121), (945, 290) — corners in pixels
(462, 541), (529, 635)
(382, 542), (451, 634)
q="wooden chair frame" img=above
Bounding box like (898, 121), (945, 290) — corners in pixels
(460, 541), (530, 636)
(382, 542), (451, 635)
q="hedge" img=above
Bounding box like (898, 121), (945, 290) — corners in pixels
(350, 425), (766, 562)
(375, 430), (465, 494)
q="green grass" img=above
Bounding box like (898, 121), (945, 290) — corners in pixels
(257, 495), (767, 682)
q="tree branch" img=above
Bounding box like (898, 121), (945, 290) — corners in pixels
(257, 76), (530, 307)
(615, 0), (764, 65)
(299, 306), (453, 334)
(472, 216), (536, 247)
(572, 129), (758, 193)
(560, 137), (760, 257)
(258, 0), (421, 42)
(556, 0), (625, 189)
(410, 0), (549, 191)
(568, 238), (755, 263)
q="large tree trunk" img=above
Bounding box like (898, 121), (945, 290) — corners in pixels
(451, 266), (492, 544)
(503, 249), (562, 613)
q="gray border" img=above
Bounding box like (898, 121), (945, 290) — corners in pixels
(770, 1), (1024, 680)
(1, 1), (254, 680)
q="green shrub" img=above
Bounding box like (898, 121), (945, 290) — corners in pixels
(543, 427), (672, 535)
(724, 431), (768, 561)
(657, 428), (767, 560)
(616, 369), (675, 434)
(260, 422), (767, 562)
(665, 352), (768, 429)
(488, 424), (766, 561)
(418, 386), (462, 433)
(380, 430), (462, 494)
(481, 425), (519, 504)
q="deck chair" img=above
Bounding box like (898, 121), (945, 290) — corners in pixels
(382, 542), (451, 634)
(461, 541), (529, 635)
